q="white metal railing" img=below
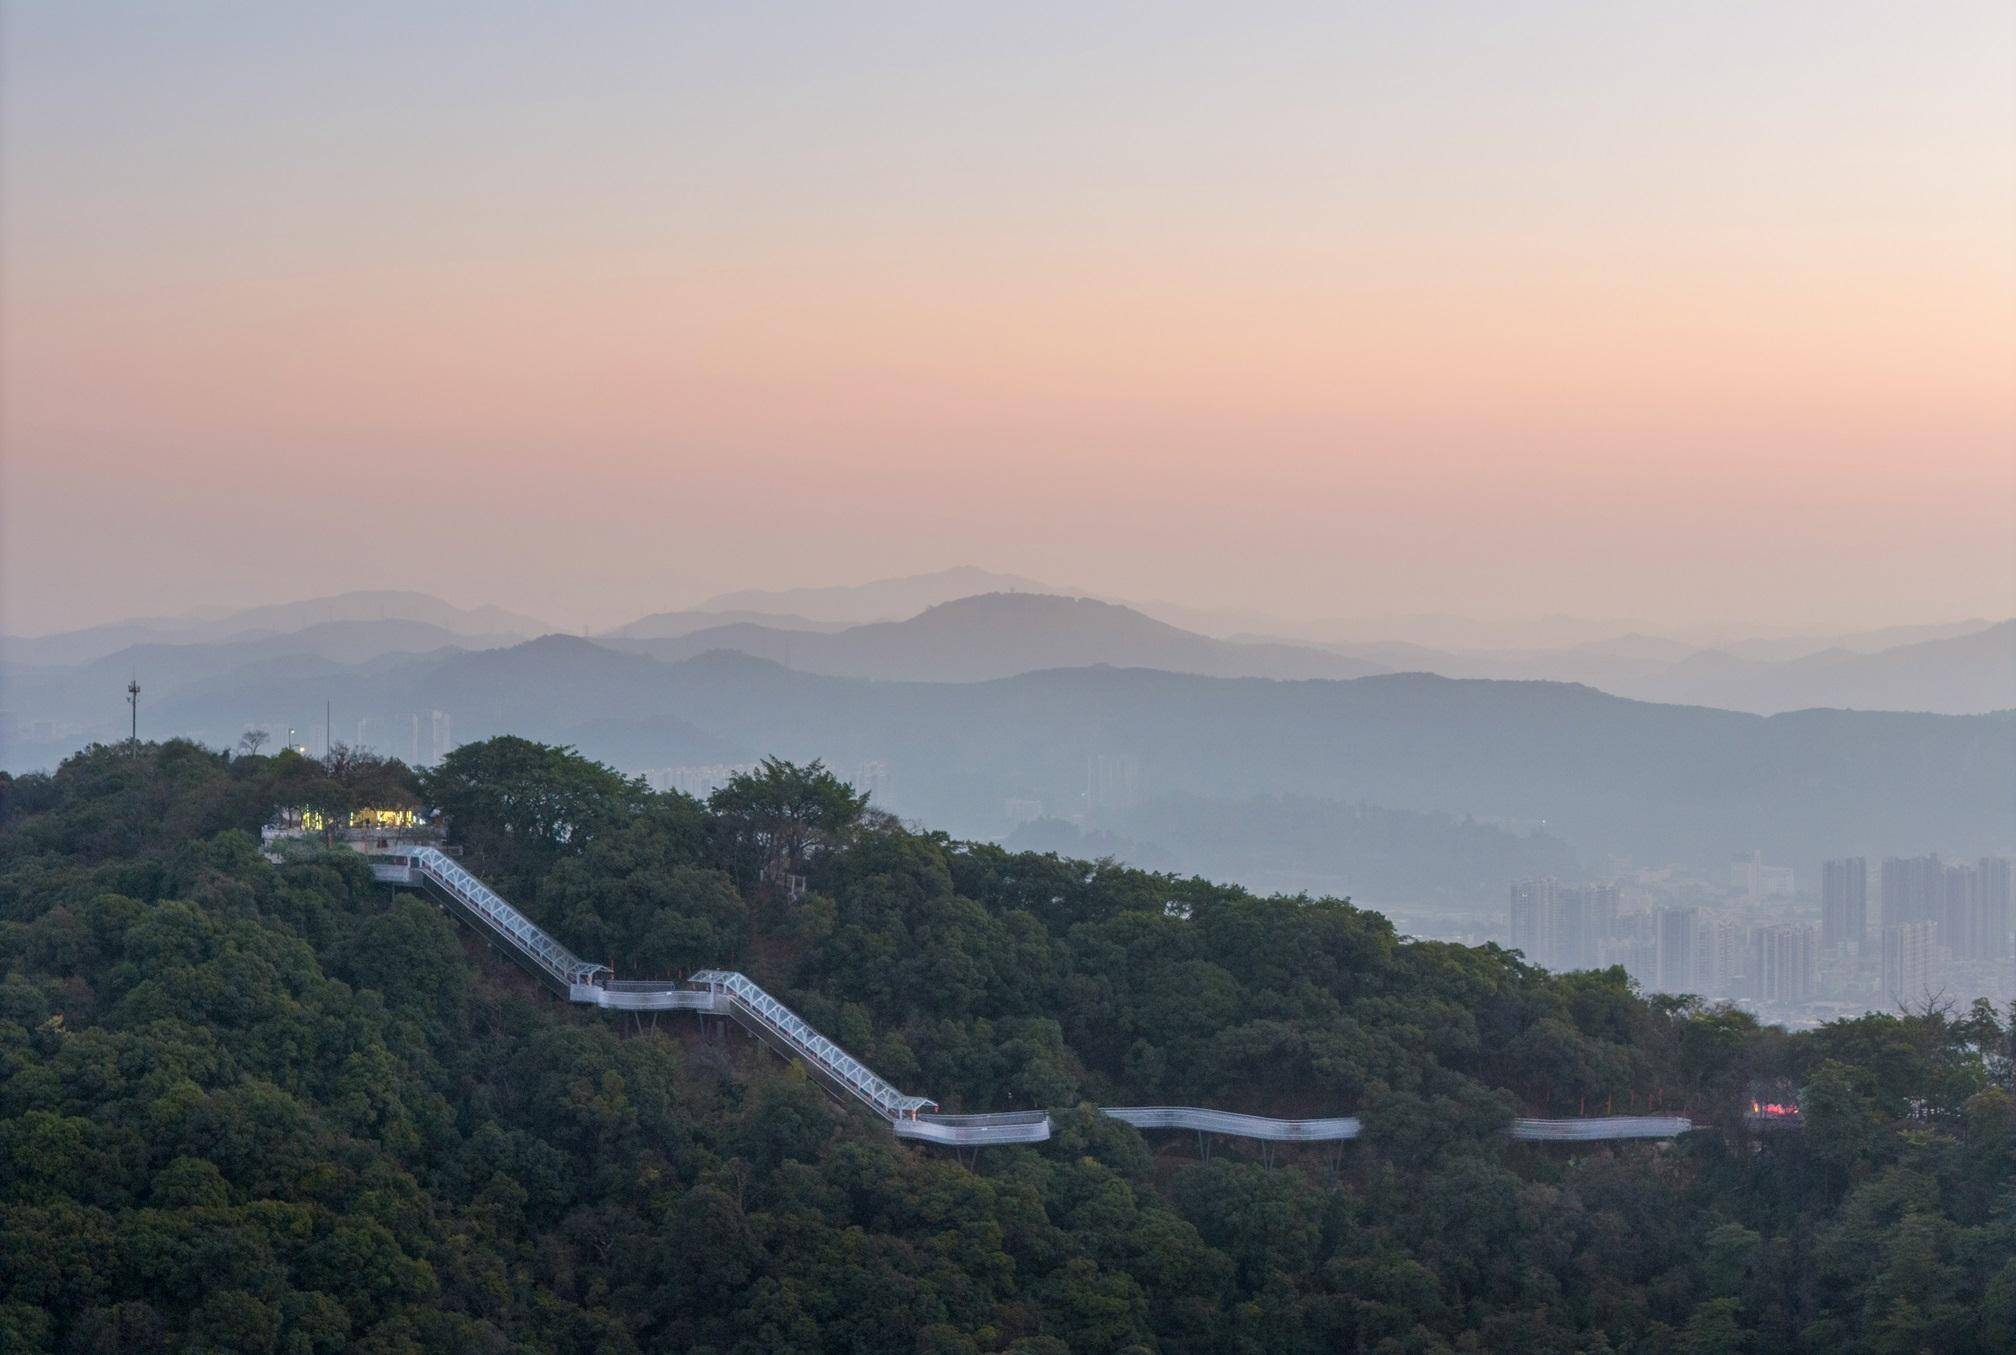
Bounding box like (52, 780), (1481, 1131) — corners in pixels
(407, 847), (609, 989)
(688, 969), (935, 1118)
(569, 983), (719, 1010)
(1509, 1116), (1692, 1141)
(1102, 1107), (1365, 1141)
(894, 1111), (1053, 1144)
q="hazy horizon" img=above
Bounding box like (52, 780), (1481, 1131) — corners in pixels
(5, 3), (2013, 637)
(0, 569), (2005, 648)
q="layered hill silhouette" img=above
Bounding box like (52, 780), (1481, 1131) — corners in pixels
(696, 565), (1067, 624)
(1, 618), (526, 738)
(601, 609), (848, 640)
(1311, 619), (2014, 715)
(15, 578), (2007, 715)
(1645, 620), (2015, 714)
(86, 635), (2015, 876)
(606, 593), (1386, 682)
(8, 582), (2011, 895)
(2, 589), (549, 666)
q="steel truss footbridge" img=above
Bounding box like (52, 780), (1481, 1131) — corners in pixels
(372, 848), (1695, 1151)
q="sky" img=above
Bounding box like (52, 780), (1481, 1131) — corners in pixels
(3, 1), (2012, 637)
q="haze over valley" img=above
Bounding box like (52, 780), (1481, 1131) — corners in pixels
(6, 574), (2009, 922)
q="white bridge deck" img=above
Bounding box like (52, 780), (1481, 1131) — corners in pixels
(373, 852), (1698, 1150)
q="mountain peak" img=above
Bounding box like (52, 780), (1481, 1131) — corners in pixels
(912, 590), (1131, 617)
(611, 589), (1382, 684)
(697, 566), (1071, 624)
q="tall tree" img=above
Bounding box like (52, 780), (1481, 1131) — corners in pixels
(708, 757), (869, 882)
(422, 737), (646, 875)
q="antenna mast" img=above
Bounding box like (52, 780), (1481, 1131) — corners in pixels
(126, 676), (141, 747)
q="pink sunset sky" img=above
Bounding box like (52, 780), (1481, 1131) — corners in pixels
(2, 2), (2011, 636)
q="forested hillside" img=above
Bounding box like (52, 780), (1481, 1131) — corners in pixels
(1, 740), (2012, 1353)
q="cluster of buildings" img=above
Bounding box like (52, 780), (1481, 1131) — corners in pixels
(1000, 753), (1145, 829)
(347, 710), (455, 766)
(1508, 879), (1623, 972)
(1825, 855), (2013, 1009)
(1508, 877), (1823, 1005)
(1508, 852), (2015, 1022)
(255, 710), (455, 764)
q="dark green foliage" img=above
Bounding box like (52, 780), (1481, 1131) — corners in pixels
(708, 755), (870, 883)
(1, 739), (2010, 1354)
(422, 736), (647, 888)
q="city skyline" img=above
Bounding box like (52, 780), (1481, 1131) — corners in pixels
(1505, 850), (2015, 1023)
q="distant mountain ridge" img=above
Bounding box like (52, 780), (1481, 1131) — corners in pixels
(605, 592), (1387, 683)
(1664, 619), (2015, 714)
(0, 617), (532, 755)
(61, 619), (516, 688)
(2, 590), (550, 666)
(8, 610), (2009, 893)
(696, 566), (1070, 624)
(600, 609), (850, 640)
(95, 637), (2016, 876)
(1309, 620), (2014, 715)
(1712, 618), (1996, 661)
(7, 578), (2007, 783)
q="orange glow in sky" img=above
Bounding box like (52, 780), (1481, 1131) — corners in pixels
(3, 3), (2011, 634)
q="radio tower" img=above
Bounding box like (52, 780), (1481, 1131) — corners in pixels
(126, 676), (141, 748)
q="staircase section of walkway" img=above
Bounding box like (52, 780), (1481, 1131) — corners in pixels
(689, 969), (935, 1119)
(392, 848), (610, 991)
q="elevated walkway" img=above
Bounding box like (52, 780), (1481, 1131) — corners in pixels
(689, 968), (935, 1119)
(377, 849), (609, 991)
(1103, 1107), (1363, 1141)
(570, 981), (718, 1011)
(894, 1111), (1053, 1145)
(370, 851), (1704, 1152)
(1510, 1115), (1693, 1140)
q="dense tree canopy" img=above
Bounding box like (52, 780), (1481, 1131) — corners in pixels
(422, 737), (647, 889)
(708, 756), (871, 883)
(0, 739), (2010, 1353)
